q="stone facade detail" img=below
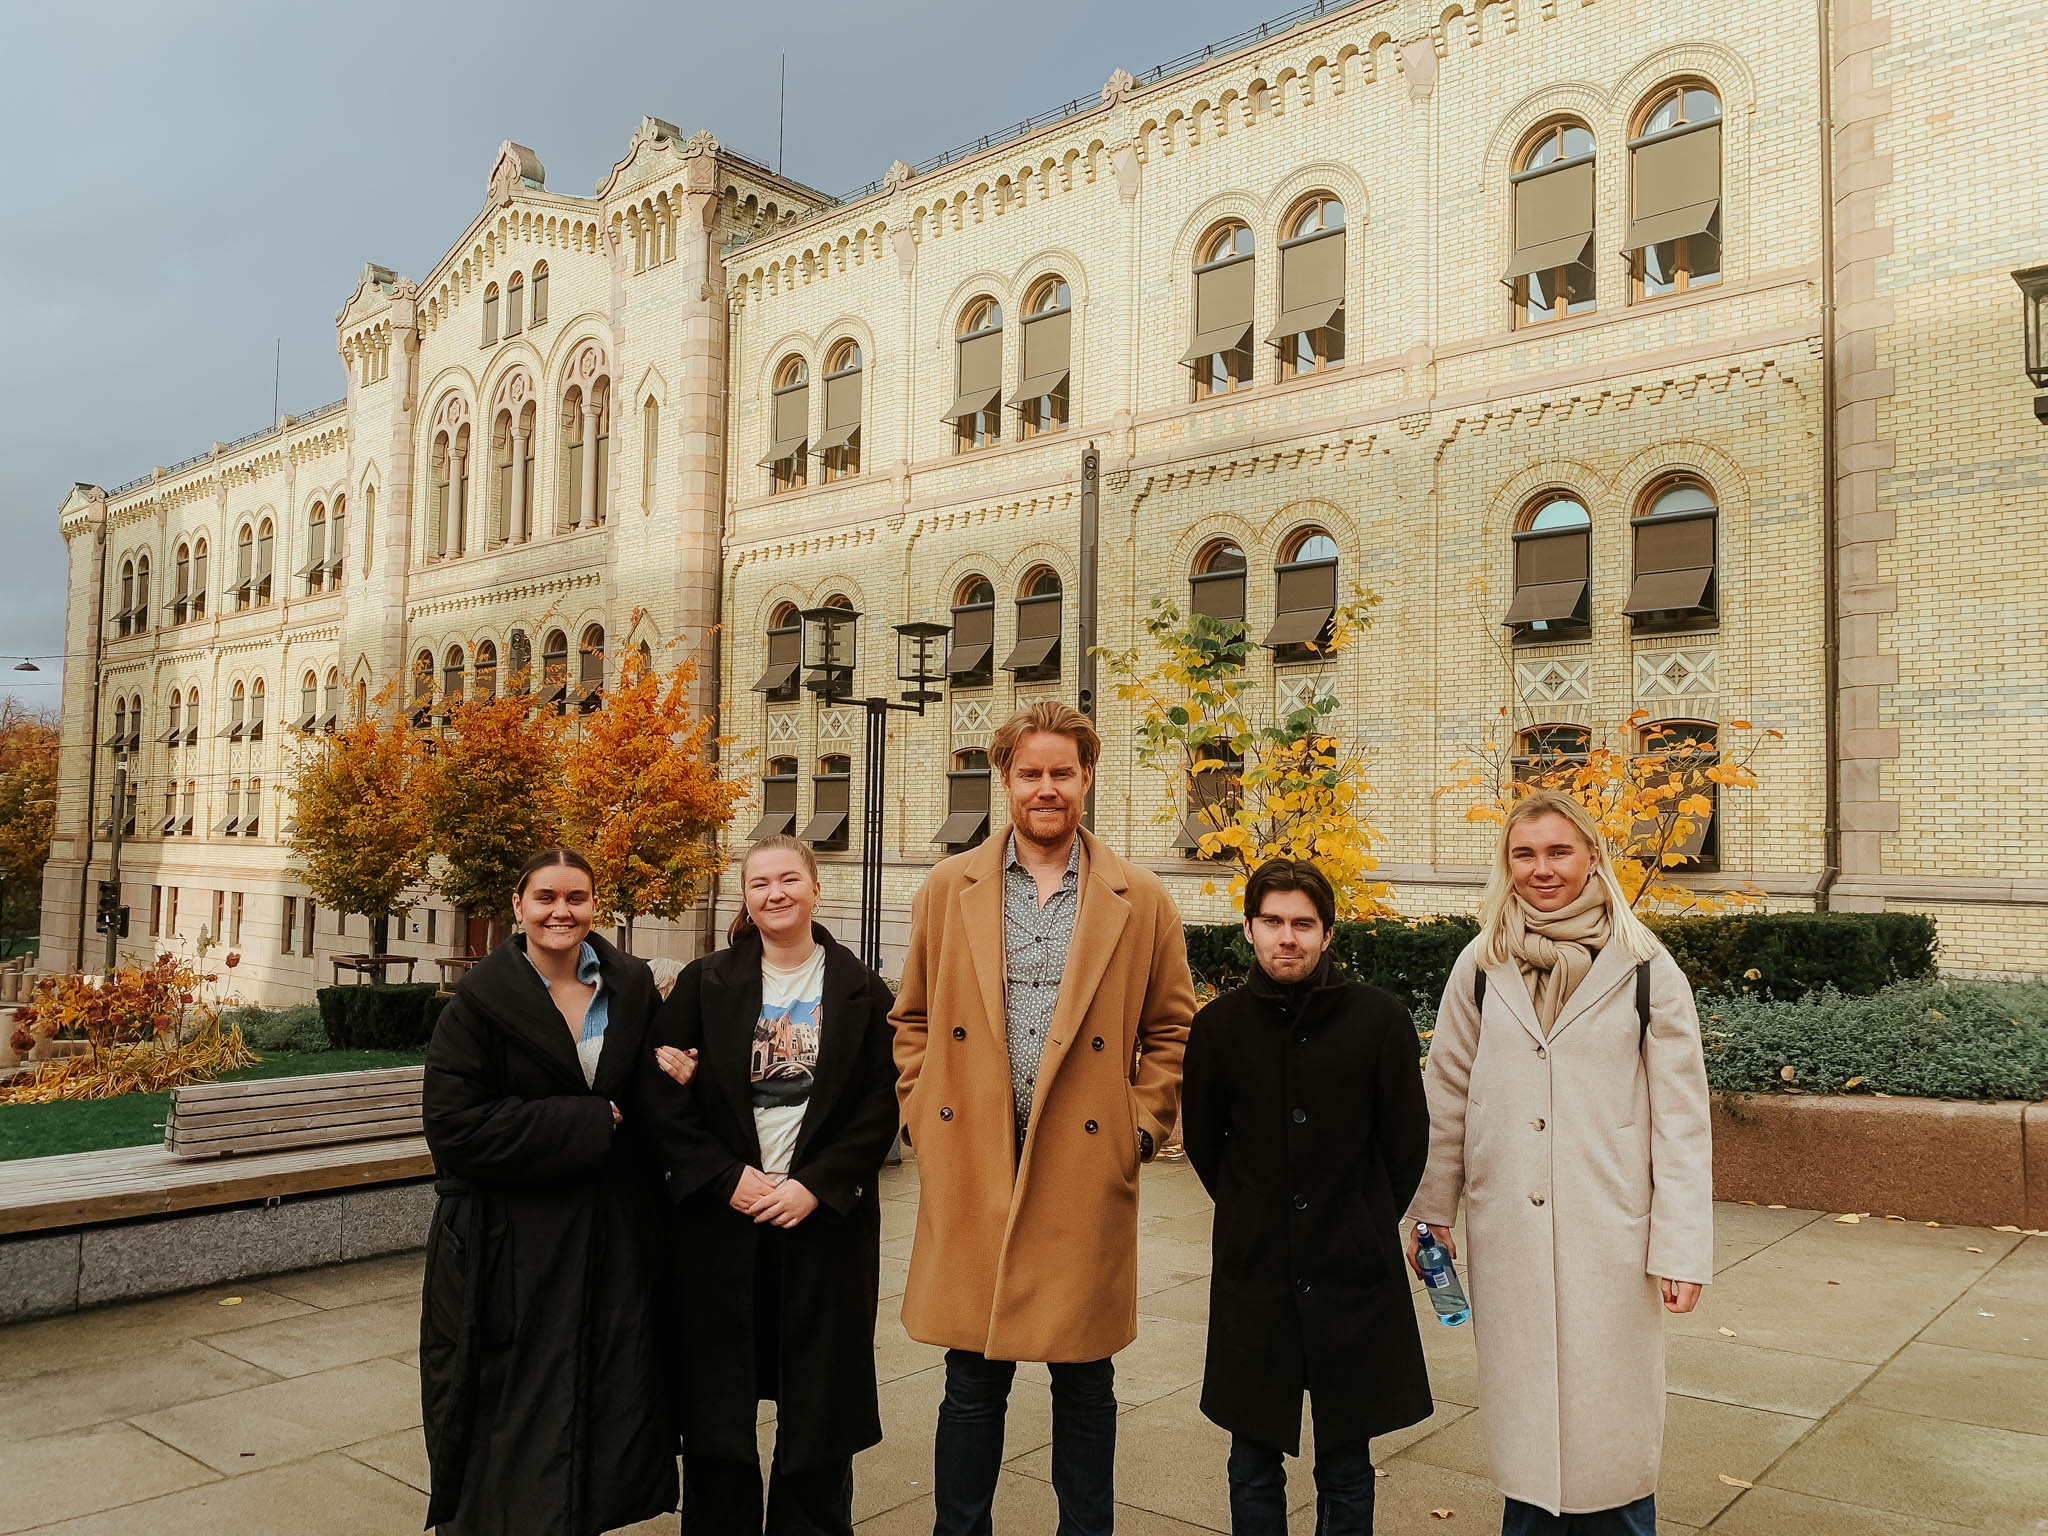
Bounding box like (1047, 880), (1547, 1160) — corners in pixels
(1633, 650), (1716, 700)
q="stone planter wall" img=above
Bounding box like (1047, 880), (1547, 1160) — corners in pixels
(1711, 1092), (2048, 1229)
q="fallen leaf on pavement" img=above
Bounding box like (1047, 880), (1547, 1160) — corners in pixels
(1967, 1247), (1984, 1254)
(1993, 1226), (2022, 1234)
(1430, 1509), (1455, 1520)
(1718, 1327), (1738, 1337)
(1884, 1215), (1905, 1222)
(1827, 1280), (1841, 1286)
(218, 1297), (242, 1306)
(1767, 1204), (1786, 1210)
(1926, 1222), (1941, 1228)
(1835, 1214), (1861, 1224)
(1718, 1475), (1754, 1490)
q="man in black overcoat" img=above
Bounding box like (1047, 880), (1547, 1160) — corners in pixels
(1181, 860), (1433, 1536)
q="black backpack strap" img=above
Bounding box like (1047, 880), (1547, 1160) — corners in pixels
(1474, 968), (1487, 1012)
(1636, 960), (1652, 1044)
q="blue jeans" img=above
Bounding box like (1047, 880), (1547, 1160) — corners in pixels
(932, 1351), (1116, 1536)
(1226, 1436), (1377, 1536)
(1501, 1495), (1657, 1535)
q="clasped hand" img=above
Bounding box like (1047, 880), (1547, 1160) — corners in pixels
(731, 1166), (818, 1227)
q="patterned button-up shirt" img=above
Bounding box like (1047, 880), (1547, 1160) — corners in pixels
(526, 939), (609, 1088)
(1002, 830), (1082, 1141)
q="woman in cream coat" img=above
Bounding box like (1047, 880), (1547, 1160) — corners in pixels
(1407, 790), (1713, 1534)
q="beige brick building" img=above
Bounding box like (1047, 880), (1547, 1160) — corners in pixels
(41, 0), (2048, 996)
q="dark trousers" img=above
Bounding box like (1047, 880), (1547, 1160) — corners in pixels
(1226, 1435), (1377, 1536)
(1500, 1496), (1657, 1535)
(933, 1349), (1116, 1536)
(684, 1454), (854, 1536)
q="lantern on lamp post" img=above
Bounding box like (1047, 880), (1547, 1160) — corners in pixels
(794, 605), (951, 968)
(2014, 265), (2048, 423)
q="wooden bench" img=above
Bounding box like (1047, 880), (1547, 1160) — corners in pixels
(330, 954), (420, 986)
(165, 1066), (424, 1158)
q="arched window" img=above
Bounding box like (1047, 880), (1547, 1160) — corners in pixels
(948, 299), (1003, 452)
(181, 778), (196, 836)
(249, 677), (265, 740)
(1638, 719), (1720, 867)
(173, 542), (191, 622)
(1505, 120), (1597, 326)
(530, 260), (549, 324)
(166, 689), (182, 751)
(322, 668), (340, 732)
(351, 680), (366, 723)
(1016, 278), (1072, 438)
(191, 537), (208, 617)
(185, 687), (199, 746)
(632, 640), (653, 683)
(219, 779), (243, 838)
(117, 559), (134, 636)
(112, 698), (127, 754)
(1266, 527), (1340, 655)
(328, 495), (346, 588)
(225, 682), (246, 742)
(409, 650), (433, 725)
(452, 424), (472, 555)
(936, 748), (993, 850)
(360, 486), (375, 574)
(764, 355), (809, 494)
(1275, 196), (1346, 377)
(1191, 538), (1248, 623)
(442, 648), (465, 714)
(302, 502), (327, 594)
(589, 381), (610, 526)
(1003, 566), (1062, 679)
(256, 519), (274, 603)
(299, 670), (320, 732)
(506, 272), (524, 336)
(490, 413), (514, 546)
(1512, 723), (1592, 783)
(1630, 83), (1723, 298)
(1626, 478), (1719, 627)
(133, 554), (150, 634)
(244, 774), (261, 837)
(482, 283), (500, 346)
(540, 629), (569, 708)
(235, 524), (255, 608)
(577, 625), (606, 711)
(127, 692), (142, 752)
(641, 397), (659, 510)
(947, 575), (996, 689)
(750, 755), (800, 841)
(755, 600), (803, 702)
(819, 340), (862, 482)
(476, 640), (499, 701)
(1504, 493), (1592, 639)
(1186, 221), (1255, 399)
(514, 402), (536, 541)
(508, 630), (533, 696)
(804, 754), (852, 851)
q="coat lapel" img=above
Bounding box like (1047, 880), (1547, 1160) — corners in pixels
(791, 930), (868, 1167)
(587, 940), (649, 1102)
(958, 833), (1010, 1049)
(1034, 829), (1130, 1095)
(480, 937), (594, 1093)
(1488, 958), (1546, 1048)
(701, 945), (764, 1144)
(1543, 940), (1633, 1044)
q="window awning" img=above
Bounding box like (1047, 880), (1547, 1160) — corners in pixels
(1502, 580), (1588, 625)
(1180, 322), (1253, 366)
(1266, 298), (1344, 345)
(293, 558), (322, 579)
(1010, 308), (1072, 405)
(747, 810), (797, 841)
(102, 732), (126, 749)
(811, 420), (859, 454)
(184, 726), (199, 745)
(1173, 813), (1214, 852)
(242, 816), (261, 837)
(213, 816), (239, 836)
(218, 723), (242, 740)
(1001, 634), (1059, 672)
(533, 683), (568, 709)
(752, 659), (800, 694)
(1501, 158), (1596, 283)
(799, 810), (847, 846)
(1190, 571), (1247, 622)
(293, 712), (319, 733)
(1626, 122), (1721, 251)
(246, 720), (263, 741)
(940, 385), (1001, 424)
(1263, 608), (1333, 648)
(1623, 566), (1714, 615)
(1268, 229), (1345, 343)
(126, 731), (143, 752)
(1182, 255), (1254, 365)
(158, 726), (182, 745)
(945, 641), (992, 677)
(179, 815), (195, 835)
(160, 816), (181, 836)
(1502, 232), (1595, 283)
(318, 711), (341, 733)
(933, 810), (989, 847)
(814, 370), (859, 452)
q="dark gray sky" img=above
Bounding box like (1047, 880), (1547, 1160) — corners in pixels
(0, 0), (1262, 714)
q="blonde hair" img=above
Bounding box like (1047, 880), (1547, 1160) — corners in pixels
(1475, 789), (1660, 967)
(989, 699), (1101, 775)
(727, 834), (822, 943)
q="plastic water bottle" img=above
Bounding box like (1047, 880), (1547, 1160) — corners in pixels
(1415, 1223), (1470, 1326)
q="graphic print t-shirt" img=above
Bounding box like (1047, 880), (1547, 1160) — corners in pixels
(752, 946), (826, 1178)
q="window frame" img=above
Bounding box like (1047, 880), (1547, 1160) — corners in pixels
(1504, 494), (1593, 643)
(951, 299), (1004, 454)
(1274, 196), (1347, 379)
(1189, 222), (1255, 400)
(1628, 83), (1724, 302)
(1508, 120), (1598, 328)
(1625, 478), (1720, 632)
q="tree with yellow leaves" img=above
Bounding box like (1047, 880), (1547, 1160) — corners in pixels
(561, 652), (746, 950)
(0, 700), (58, 958)
(1101, 593), (1394, 919)
(419, 690), (571, 942)
(285, 709), (432, 956)
(1442, 708), (1781, 911)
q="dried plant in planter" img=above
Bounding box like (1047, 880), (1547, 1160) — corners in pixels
(1, 953), (256, 1103)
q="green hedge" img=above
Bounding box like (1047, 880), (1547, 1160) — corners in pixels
(1701, 979), (2048, 1101)
(317, 983), (444, 1051)
(223, 1003), (329, 1053)
(1186, 910), (1937, 1009)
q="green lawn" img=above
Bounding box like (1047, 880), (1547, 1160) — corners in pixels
(0, 1050), (427, 1163)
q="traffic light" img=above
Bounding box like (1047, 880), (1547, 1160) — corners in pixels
(94, 880), (120, 933)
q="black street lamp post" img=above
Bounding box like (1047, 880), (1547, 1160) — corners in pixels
(799, 607), (951, 970)
(2014, 265), (2048, 423)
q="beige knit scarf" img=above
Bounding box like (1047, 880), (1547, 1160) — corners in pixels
(1506, 882), (1612, 1034)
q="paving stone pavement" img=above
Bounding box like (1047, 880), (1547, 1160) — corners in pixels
(0, 1158), (2041, 1534)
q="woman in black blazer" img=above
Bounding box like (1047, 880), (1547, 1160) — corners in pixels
(641, 833), (901, 1536)
(419, 846), (678, 1535)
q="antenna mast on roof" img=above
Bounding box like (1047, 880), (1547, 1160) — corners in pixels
(272, 338), (280, 425)
(778, 53), (786, 174)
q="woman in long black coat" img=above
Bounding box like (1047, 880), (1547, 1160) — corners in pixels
(638, 834), (901, 1536)
(420, 847), (678, 1536)
(1180, 861), (1434, 1531)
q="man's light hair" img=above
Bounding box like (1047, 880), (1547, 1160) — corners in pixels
(988, 699), (1101, 775)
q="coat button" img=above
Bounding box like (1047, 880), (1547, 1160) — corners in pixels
(1085, 1119), (1099, 1134)
(1295, 1031), (1309, 1045)
(1295, 1278), (1311, 1294)
(952, 1026), (966, 1040)
(1292, 1194), (1308, 1211)
(939, 1106), (954, 1121)
(1536, 1046), (1548, 1060)
(1531, 1118), (1546, 1131)
(1291, 1108), (1307, 1125)
(1530, 1193), (1546, 1207)
(1090, 1036), (1104, 1051)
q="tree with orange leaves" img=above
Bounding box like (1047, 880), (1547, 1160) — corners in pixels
(285, 708), (432, 955)
(0, 699), (59, 957)
(420, 691), (571, 940)
(561, 652), (746, 950)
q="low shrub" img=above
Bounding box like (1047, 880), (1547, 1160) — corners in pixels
(224, 1004), (329, 1053)
(317, 983), (442, 1051)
